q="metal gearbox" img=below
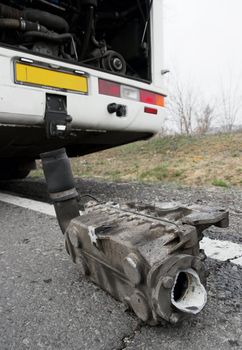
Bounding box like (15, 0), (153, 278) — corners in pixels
(41, 149), (229, 325)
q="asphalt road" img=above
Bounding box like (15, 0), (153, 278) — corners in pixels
(0, 179), (241, 350)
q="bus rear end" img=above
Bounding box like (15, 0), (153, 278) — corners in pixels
(0, 0), (166, 178)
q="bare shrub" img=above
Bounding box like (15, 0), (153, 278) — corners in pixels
(195, 104), (216, 134)
(219, 79), (242, 132)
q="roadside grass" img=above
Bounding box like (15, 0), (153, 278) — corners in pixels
(211, 179), (229, 188)
(31, 132), (242, 187)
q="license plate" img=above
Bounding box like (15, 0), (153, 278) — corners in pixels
(15, 61), (88, 94)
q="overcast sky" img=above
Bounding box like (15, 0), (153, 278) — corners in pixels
(163, 0), (242, 98)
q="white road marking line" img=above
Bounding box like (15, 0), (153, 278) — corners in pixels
(0, 192), (242, 267)
(231, 256), (242, 266)
(0, 192), (55, 217)
(200, 237), (242, 263)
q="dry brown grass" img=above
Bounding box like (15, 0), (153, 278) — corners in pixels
(32, 132), (242, 187)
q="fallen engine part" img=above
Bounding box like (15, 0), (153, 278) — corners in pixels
(41, 149), (229, 325)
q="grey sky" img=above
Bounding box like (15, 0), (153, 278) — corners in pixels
(163, 0), (242, 96)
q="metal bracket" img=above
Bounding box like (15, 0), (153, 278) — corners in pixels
(45, 93), (72, 139)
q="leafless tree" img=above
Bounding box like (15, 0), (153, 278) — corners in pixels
(195, 103), (216, 134)
(166, 76), (200, 135)
(219, 79), (242, 132)
(165, 71), (222, 135)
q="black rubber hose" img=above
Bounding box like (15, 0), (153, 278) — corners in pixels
(23, 8), (69, 33)
(0, 4), (69, 33)
(0, 18), (20, 30)
(80, 6), (94, 60)
(23, 31), (73, 43)
(41, 148), (80, 234)
(41, 149), (76, 194)
(60, 46), (72, 59)
(0, 18), (48, 32)
(0, 4), (21, 19)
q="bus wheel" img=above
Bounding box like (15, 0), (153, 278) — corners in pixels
(0, 159), (35, 180)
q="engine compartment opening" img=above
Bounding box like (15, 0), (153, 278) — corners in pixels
(171, 268), (207, 315)
(0, 0), (152, 81)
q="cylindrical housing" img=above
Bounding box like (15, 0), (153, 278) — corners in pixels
(41, 148), (77, 199)
(41, 148), (80, 233)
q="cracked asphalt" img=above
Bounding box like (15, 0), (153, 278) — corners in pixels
(0, 178), (241, 350)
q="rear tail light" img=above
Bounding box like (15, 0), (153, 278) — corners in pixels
(156, 95), (165, 107)
(98, 79), (120, 97)
(99, 79), (165, 107)
(144, 107), (158, 115)
(140, 90), (165, 107)
(140, 90), (156, 105)
(121, 85), (139, 101)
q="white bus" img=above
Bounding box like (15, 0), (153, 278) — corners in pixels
(0, 0), (166, 179)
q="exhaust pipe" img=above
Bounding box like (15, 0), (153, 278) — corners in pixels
(41, 148), (80, 233)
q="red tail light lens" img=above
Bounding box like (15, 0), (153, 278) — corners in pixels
(140, 89), (165, 107)
(98, 79), (165, 107)
(144, 107), (158, 115)
(140, 90), (156, 105)
(99, 79), (121, 97)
